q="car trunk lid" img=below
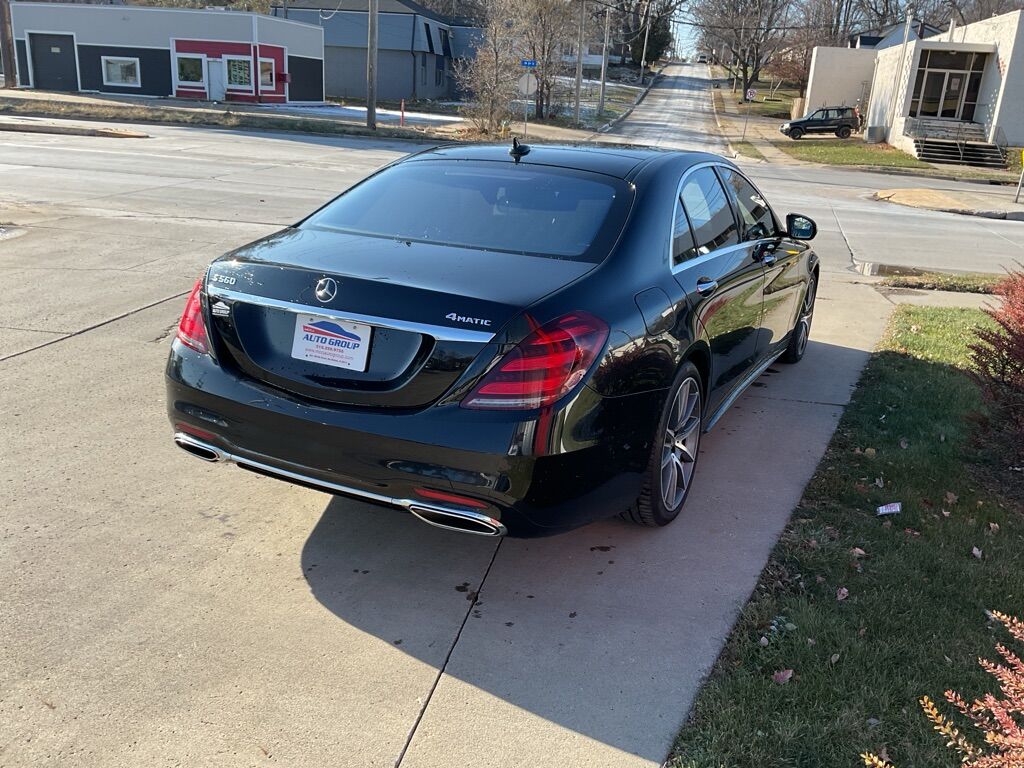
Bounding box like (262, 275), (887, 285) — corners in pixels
(205, 228), (597, 409)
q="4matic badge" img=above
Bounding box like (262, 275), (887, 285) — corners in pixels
(445, 313), (492, 327)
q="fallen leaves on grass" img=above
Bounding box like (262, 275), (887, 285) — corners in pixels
(772, 669), (794, 685)
(972, 546), (983, 560)
(837, 587), (850, 601)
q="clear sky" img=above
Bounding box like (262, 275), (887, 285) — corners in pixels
(672, 18), (699, 58)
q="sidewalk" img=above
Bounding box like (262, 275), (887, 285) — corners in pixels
(0, 113), (148, 138)
(711, 86), (804, 164)
(875, 186), (1024, 221)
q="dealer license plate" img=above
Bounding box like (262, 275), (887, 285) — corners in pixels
(290, 314), (372, 372)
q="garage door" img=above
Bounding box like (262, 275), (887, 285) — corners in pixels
(29, 33), (79, 92)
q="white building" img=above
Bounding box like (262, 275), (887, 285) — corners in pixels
(804, 10), (1023, 168)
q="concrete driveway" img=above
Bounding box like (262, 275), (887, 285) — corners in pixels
(0, 115), (1010, 766)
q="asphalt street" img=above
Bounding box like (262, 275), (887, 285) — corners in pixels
(1, 70), (1020, 768)
(603, 63), (728, 153)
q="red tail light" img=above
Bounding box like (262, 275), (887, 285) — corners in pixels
(176, 278), (209, 354)
(462, 312), (609, 410)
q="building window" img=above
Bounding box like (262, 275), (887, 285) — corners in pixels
(101, 57), (141, 88)
(420, 52), (427, 85)
(259, 59), (274, 89)
(226, 57), (253, 89)
(435, 55), (445, 87)
(176, 55), (204, 86)
(424, 22), (435, 53)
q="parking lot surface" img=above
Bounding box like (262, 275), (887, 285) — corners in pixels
(1, 117), (1017, 766)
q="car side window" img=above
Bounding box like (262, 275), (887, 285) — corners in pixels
(672, 197), (697, 265)
(719, 168), (777, 241)
(810, 110), (824, 119)
(679, 167), (739, 258)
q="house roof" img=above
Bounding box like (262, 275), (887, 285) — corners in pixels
(850, 18), (943, 43)
(271, 0), (448, 23)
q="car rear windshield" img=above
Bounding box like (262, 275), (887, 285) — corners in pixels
(302, 160), (631, 262)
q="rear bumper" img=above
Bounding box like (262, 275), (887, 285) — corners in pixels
(166, 342), (661, 537)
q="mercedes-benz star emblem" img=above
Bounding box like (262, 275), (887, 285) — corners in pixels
(314, 277), (338, 303)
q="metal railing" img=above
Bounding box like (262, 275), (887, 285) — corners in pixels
(993, 125), (1009, 161)
(954, 120), (966, 162)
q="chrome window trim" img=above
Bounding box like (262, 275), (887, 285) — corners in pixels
(669, 162), (782, 275)
(719, 165), (783, 238)
(670, 161), (743, 275)
(205, 286), (496, 344)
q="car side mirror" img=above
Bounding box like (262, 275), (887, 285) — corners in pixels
(786, 213), (817, 241)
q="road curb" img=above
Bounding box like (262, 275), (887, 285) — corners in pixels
(707, 83), (745, 160)
(0, 98), (438, 144)
(845, 163), (1019, 186)
(0, 120), (148, 138)
(873, 191), (1024, 221)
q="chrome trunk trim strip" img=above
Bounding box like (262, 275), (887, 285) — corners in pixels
(206, 286), (497, 344)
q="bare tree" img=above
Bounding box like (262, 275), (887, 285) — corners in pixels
(612, 0), (685, 66)
(688, 0), (790, 94)
(454, 0), (522, 133)
(519, 0), (576, 119)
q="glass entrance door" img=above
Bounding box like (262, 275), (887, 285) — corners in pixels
(941, 73), (965, 118)
(918, 71), (945, 117)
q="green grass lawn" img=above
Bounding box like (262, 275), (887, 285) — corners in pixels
(773, 139), (929, 168)
(716, 77), (798, 119)
(880, 271), (1004, 294)
(670, 305), (1024, 768)
(732, 140), (765, 161)
(1008, 146), (1023, 175)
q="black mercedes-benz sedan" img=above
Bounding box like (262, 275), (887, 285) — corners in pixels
(167, 143), (819, 538)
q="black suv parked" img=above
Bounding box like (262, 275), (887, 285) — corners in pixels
(780, 106), (858, 140)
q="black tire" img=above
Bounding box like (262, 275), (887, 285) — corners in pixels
(789, 128), (804, 140)
(623, 362), (703, 528)
(782, 273), (817, 364)
(836, 126), (852, 139)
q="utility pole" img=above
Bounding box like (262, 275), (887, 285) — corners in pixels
(281, 0), (289, 18)
(0, 0), (16, 90)
(366, 0), (378, 129)
(638, 4), (651, 86)
(597, 7), (610, 115)
(573, 0), (586, 126)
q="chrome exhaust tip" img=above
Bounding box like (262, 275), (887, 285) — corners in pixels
(173, 433), (224, 463)
(409, 506), (506, 537)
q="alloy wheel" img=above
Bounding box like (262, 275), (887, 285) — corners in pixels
(660, 377), (701, 511)
(795, 277), (817, 356)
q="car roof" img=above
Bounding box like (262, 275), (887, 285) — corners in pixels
(405, 143), (727, 180)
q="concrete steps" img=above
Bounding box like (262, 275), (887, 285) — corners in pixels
(911, 118), (988, 142)
(912, 138), (1007, 168)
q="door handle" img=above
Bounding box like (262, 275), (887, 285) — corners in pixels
(696, 278), (718, 296)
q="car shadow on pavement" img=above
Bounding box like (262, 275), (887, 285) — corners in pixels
(299, 338), (869, 763)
